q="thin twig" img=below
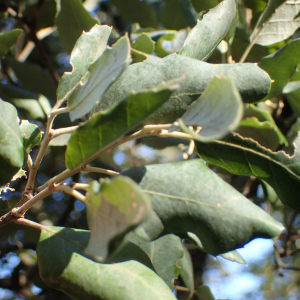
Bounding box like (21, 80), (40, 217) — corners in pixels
(12, 217), (47, 231)
(83, 166), (119, 176)
(54, 185), (86, 203)
(51, 126), (79, 139)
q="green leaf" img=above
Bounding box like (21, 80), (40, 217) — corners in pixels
(131, 33), (155, 60)
(236, 104), (287, 150)
(37, 227), (176, 300)
(283, 80), (300, 94)
(250, 0), (299, 46)
(259, 39), (300, 99)
(55, 0), (99, 54)
(178, 0), (237, 61)
(122, 160), (283, 256)
(111, 0), (157, 28)
(179, 0), (199, 28)
(0, 99), (24, 187)
(0, 83), (47, 120)
(67, 35), (131, 121)
(97, 54), (271, 124)
(174, 75), (243, 142)
(57, 24), (112, 104)
(130, 234), (184, 289)
(0, 29), (23, 60)
(7, 57), (57, 101)
(19, 120), (43, 153)
(196, 285), (216, 300)
(65, 79), (180, 169)
(84, 177), (152, 261)
(177, 244), (194, 294)
(154, 30), (186, 57)
(196, 133), (300, 212)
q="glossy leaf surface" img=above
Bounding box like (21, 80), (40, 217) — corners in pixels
(85, 177), (151, 261)
(66, 80), (180, 169)
(196, 133), (300, 212)
(179, 0), (236, 61)
(55, 0), (99, 53)
(259, 39), (300, 100)
(37, 227), (176, 300)
(67, 35), (131, 121)
(122, 160), (283, 255)
(0, 99), (24, 187)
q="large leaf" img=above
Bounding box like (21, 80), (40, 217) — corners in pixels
(19, 120), (43, 153)
(7, 57), (57, 100)
(174, 75), (243, 142)
(179, 0), (237, 61)
(84, 177), (151, 261)
(0, 83), (47, 120)
(0, 99), (24, 187)
(122, 160), (283, 256)
(65, 80), (180, 169)
(130, 234), (185, 289)
(0, 29), (23, 59)
(57, 24), (112, 104)
(111, 0), (157, 28)
(55, 0), (99, 54)
(259, 39), (300, 99)
(196, 133), (300, 212)
(67, 35), (131, 121)
(37, 227), (176, 300)
(250, 0), (300, 46)
(96, 54), (271, 125)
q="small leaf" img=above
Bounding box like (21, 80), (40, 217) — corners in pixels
(283, 80), (300, 94)
(122, 159), (284, 256)
(67, 35), (131, 121)
(259, 38), (300, 99)
(178, 245), (194, 295)
(84, 176), (152, 261)
(174, 75), (243, 142)
(179, 0), (237, 61)
(250, 0), (300, 46)
(55, 0), (99, 54)
(57, 24), (112, 104)
(66, 79), (180, 169)
(132, 33), (155, 54)
(0, 29), (23, 59)
(0, 99), (24, 187)
(19, 120), (43, 153)
(37, 227), (176, 300)
(196, 133), (300, 212)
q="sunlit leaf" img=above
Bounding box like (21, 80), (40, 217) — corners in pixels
(19, 120), (43, 153)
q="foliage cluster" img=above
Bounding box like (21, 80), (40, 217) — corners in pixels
(1, 0), (300, 299)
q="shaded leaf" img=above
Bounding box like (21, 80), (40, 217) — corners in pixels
(250, 0), (300, 46)
(55, 0), (99, 54)
(0, 83), (47, 120)
(196, 133), (300, 212)
(111, 0), (157, 28)
(85, 177), (152, 261)
(37, 227), (176, 300)
(179, 0), (237, 61)
(174, 75), (243, 142)
(259, 38), (300, 99)
(97, 54), (271, 125)
(67, 35), (131, 121)
(179, 0), (199, 28)
(19, 120), (43, 153)
(131, 33), (155, 62)
(0, 99), (24, 187)
(130, 234), (184, 289)
(66, 79), (180, 169)
(0, 29), (23, 60)
(196, 285), (216, 300)
(7, 57), (57, 100)
(236, 104), (287, 150)
(122, 160), (283, 256)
